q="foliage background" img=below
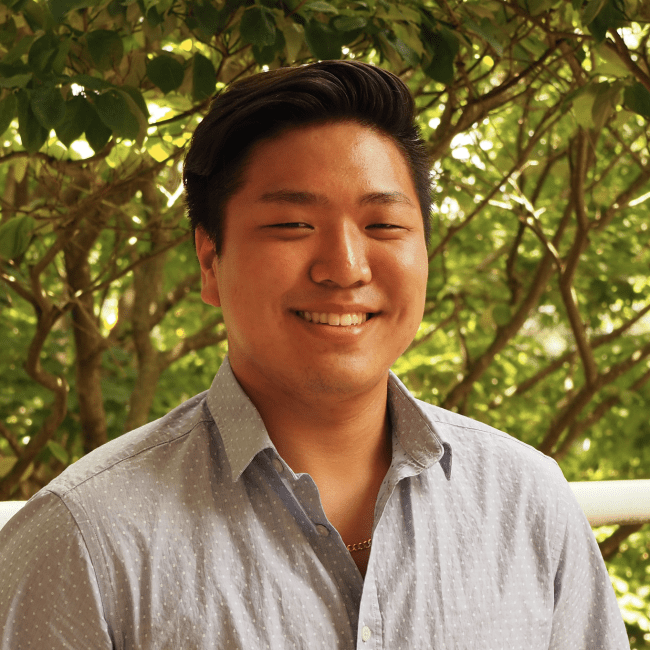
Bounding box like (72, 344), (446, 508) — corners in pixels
(0, 0), (649, 644)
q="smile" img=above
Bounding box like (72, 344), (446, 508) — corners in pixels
(296, 311), (372, 326)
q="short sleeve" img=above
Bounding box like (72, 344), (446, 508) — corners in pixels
(548, 485), (630, 650)
(0, 491), (113, 650)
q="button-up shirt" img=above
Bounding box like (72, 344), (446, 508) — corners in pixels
(0, 358), (628, 649)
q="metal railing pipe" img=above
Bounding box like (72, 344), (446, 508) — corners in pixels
(569, 479), (650, 527)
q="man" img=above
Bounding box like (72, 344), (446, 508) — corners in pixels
(0, 61), (628, 648)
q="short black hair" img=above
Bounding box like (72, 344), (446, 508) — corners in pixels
(183, 60), (431, 254)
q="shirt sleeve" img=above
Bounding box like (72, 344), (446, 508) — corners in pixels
(0, 491), (113, 650)
(548, 482), (630, 650)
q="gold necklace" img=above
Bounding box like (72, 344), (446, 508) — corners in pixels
(346, 537), (372, 552)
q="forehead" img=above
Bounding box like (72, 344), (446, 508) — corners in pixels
(235, 120), (416, 199)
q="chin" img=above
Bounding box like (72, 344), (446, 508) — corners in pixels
(299, 363), (386, 398)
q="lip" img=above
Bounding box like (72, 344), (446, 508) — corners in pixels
(291, 303), (379, 315)
(293, 309), (378, 325)
(291, 309), (378, 335)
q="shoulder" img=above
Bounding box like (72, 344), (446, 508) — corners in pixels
(413, 398), (573, 548)
(43, 390), (212, 500)
(416, 397), (562, 478)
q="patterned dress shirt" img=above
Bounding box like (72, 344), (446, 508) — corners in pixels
(0, 357), (629, 649)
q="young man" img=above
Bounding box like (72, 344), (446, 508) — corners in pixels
(0, 61), (628, 649)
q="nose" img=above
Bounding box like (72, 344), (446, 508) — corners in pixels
(309, 221), (372, 288)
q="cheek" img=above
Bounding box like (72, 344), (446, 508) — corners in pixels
(383, 245), (429, 296)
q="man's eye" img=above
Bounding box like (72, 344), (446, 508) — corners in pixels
(367, 223), (402, 229)
(267, 222), (312, 229)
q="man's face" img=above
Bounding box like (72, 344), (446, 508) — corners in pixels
(197, 121), (429, 401)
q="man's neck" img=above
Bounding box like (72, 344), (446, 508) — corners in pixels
(232, 366), (392, 483)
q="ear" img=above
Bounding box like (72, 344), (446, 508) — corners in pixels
(195, 227), (221, 308)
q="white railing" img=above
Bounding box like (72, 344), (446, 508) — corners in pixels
(569, 480), (650, 527)
(1, 481), (650, 531)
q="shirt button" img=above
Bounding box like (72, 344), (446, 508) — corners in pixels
(272, 458), (284, 474)
(361, 626), (371, 642)
(315, 524), (330, 537)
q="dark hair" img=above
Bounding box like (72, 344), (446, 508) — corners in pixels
(183, 60), (431, 254)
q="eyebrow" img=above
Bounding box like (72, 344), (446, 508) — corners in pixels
(256, 189), (414, 207)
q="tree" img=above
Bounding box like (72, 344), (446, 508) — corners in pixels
(1, 0), (649, 643)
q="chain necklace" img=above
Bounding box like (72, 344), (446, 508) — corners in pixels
(346, 537), (372, 552)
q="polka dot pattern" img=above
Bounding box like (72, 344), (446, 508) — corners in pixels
(0, 358), (629, 649)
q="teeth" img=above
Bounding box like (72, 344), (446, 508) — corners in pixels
(298, 311), (369, 326)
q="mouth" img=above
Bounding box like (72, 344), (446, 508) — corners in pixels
(295, 311), (375, 326)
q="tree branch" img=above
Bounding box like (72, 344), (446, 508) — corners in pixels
(605, 30), (650, 94)
(599, 523), (646, 561)
(442, 202), (573, 410)
(539, 341), (650, 455)
(554, 364), (650, 460)
(0, 420), (21, 456)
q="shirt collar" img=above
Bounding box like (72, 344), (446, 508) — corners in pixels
(207, 357), (452, 483)
(387, 371), (452, 480)
(207, 357), (276, 483)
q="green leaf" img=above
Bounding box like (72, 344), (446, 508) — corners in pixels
(22, 1), (53, 32)
(279, 20), (305, 61)
(623, 82), (650, 119)
(94, 90), (139, 139)
(572, 87), (595, 127)
(0, 457), (17, 480)
(252, 29), (286, 66)
(332, 15), (367, 32)
(16, 89), (49, 153)
(385, 30), (420, 67)
(120, 85), (149, 118)
(51, 37), (71, 75)
(49, 0), (100, 22)
(0, 215), (35, 260)
(115, 89), (147, 144)
(0, 17), (17, 45)
(28, 32), (59, 73)
(591, 81), (622, 130)
(69, 74), (112, 91)
(47, 440), (69, 464)
(1, 0), (27, 9)
(524, 0), (556, 16)
(0, 93), (17, 138)
(581, 0), (607, 25)
(423, 27), (458, 85)
(192, 1), (221, 35)
(463, 17), (504, 57)
(86, 30), (124, 71)
(146, 54), (185, 94)
(304, 0), (338, 13)
(84, 104), (112, 151)
(54, 95), (92, 147)
(0, 74), (32, 89)
(588, 0), (626, 44)
(304, 19), (342, 60)
(240, 5), (276, 48)
(192, 53), (216, 101)
(594, 44), (628, 77)
(30, 84), (65, 129)
(493, 304), (512, 326)
(3, 35), (35, 65)
(107, 0), (126, 16)
(144, 5), (163, 26)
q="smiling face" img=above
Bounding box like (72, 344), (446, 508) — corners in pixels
(196, 121), (429, 403)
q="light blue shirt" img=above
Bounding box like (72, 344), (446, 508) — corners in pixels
(0, 358), (629, 649)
